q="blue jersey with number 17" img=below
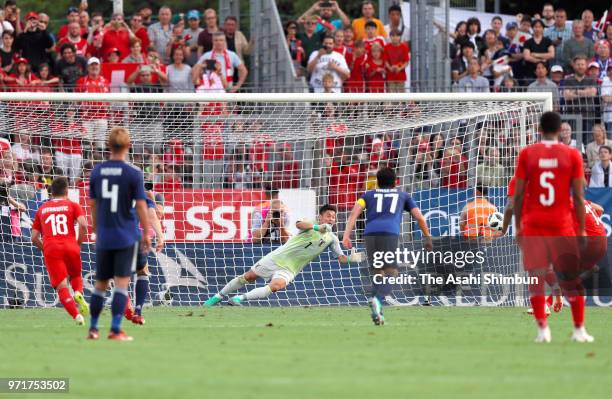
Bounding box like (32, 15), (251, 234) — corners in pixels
(89, 160), (146, 250)
(358, 188), (417, 236)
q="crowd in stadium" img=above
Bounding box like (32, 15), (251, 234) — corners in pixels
(0, 0), (611, 216)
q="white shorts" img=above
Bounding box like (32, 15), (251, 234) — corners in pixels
(250, 258), (295, 285)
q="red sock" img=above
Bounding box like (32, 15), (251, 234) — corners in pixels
(546, 295), (553, 306)
(530, 295), (547, 327)
(124, 295), (134, 321)
(58, 287), (79, 319)
(70, 276), (83, 294)
(568, 296), (585, 328)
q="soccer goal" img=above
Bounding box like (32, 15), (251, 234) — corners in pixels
(0, 91), (552, 308)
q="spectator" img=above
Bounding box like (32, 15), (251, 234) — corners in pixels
(466, 17), (484, 56)
(352, 0), (386, 41)
(58, 6), (83, 39)
(75, 57), (110, 149)
(79, 9), (89, 38)
(544, 8), (571, 67)
(0, 0), (16, 34)
(196, 32), (247, 92)
(523, 19), (554, 81)
(52, 108), (85, 182)
(593, 40), (611, 79)
(451, 41), (474, 83)
(440, 147), (468, 188)
(100, 13), (134, 62)
(0, 30), (15, 72)
(130, 13), (150, 55)
(165, 23), (192, 63)
(106, 47), (121, 63)
(0, 146), (16, 184)
(54, 43), (87, 90)
(38, 148), (63, 186)
(476, 147), (505, 187)
(4, 57), (37, 90)
(11, 130), (37, 162)
(0, 181), (26, 243)
(184, 10), (203, 66)
(504, 23), (526, 81)
(251, 195), (291, 244)
(56, 21), (88, 57)
(127, 64), (167, 92)
(581, 9), (600, 42)
(563, 20), (594, 70)
(343, 26), (355, 49)
(127, 64), (167, 145)
(197, 8), (218, 58)
(122, 39), (144, 63)
(299, 1), (350, 34)
(585, 124), (612, 168)
(384, 30), (408, 92)
(344, 39), (366, 92)
(480, 30), (509, 86)
(224, 16), (250, 62)
(587, 61), (601, 80)
(139, 7), (153, 27)
(384, 4), (409, 43)
(541, 3), (555, 28)
(550, 64), (564, 85)
(365, 43), (385, 92)
(273, 143), (300, 189)
(34, 62), (59, 92)
(457, 58), (489, 92)
(490, 16), (510, 48)
(286, 20), (305, 75)
(527, 62), (559, 109)
(193, 54), (229, 93)
(560, 122), (583, 152)
(448, 21), (468, 58)
(14, 12), (53, 74)
(589, 145), (612, 187)
(166, 46), (193, 92)
(298, 15), (324, 68)
(307, 34), (349, 93)
(332, 29), (346, 56)
(148, 6), (173, 64)
(564, 55), (599, 136)
(363, 20), (385, 56)
(603, 64), (612, 133)
(606, 24), (612, 48)
(518, 15), (533, 40)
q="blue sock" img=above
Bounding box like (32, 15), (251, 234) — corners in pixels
(135, 275), (149, 316)
(89, 289), (106, 330)
(110, 288), (129, 334)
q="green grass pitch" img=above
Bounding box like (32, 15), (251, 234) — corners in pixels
(1, 306), (611, 399)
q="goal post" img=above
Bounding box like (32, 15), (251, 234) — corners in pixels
(0, 91), (552, 308)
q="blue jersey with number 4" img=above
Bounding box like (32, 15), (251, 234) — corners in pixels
(90, 160), (146, 249)
(358, 188), (417, 236)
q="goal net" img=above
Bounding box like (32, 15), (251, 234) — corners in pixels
(0, 92), (551, 308)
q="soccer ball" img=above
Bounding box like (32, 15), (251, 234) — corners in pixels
(487, 212), (504, 231)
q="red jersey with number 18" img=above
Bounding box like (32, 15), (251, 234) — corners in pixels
(514, 140), (583, 233)
(32, 199), (84, 251)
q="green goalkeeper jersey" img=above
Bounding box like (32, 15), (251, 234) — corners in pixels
(264, 224), (345, 275)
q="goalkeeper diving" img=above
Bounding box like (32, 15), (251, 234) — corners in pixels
(204, 204), (365, 306)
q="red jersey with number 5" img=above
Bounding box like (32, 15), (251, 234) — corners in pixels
(514, 141), (583, 231)
(32, 199), (84, 251)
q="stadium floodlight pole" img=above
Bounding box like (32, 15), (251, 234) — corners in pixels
(0, 92), (554, 110)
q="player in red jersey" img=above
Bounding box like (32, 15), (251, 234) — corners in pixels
(573, 200), (607, 272)
(502, 176), (563, 315)
(513, 111), (591, 343)
(31, 177), (89, 325)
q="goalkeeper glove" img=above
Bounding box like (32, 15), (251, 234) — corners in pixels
(314, 223), (333, 233)
(347, 248), (365, 263)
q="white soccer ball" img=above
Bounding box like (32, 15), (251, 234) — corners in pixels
(487, 212), (504, 231)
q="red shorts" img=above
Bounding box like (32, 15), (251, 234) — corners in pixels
(43, 243), (82, 288)
(581, 236), (607, 270)
(519, 226), (580, 273)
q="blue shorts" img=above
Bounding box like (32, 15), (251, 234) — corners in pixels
(95, 243), (139, 281)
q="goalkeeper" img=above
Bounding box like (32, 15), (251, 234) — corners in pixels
(203, 204), (365, 306)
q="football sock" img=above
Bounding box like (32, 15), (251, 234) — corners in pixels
(111, 288), (129, 334)
(70, 276), (83, 294)
(243, 285), (273, 301)
(568, 295), (585, 328)
(89, 289), (106, 330)
(58, 286), (79, 319)
(135, 275), (150, 316)
(220, 276), (248, 296)
(546, 295), (553, 307)
(530, 295), (547, 327)
(124, 296), (134, 320)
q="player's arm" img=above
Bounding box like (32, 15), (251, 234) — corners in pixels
(342, 199), (365, 249)
(31, 229), (43, 251)
(295, 220), (332, 232)
(501, 197), (514, 235)
(136, 199), (151, 251)
(147, 207), (164, 252)
(513, 179), (525, 231)
(410, 207), (433, 251)
(590, 201), (604, 216)
(76, 215), (88, 246)
(89, 199), (97, 232)
(572, 178), (585, 236)
(330, 234), (365, 264)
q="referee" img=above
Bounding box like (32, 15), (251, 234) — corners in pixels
(343, 167), (432, 325)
